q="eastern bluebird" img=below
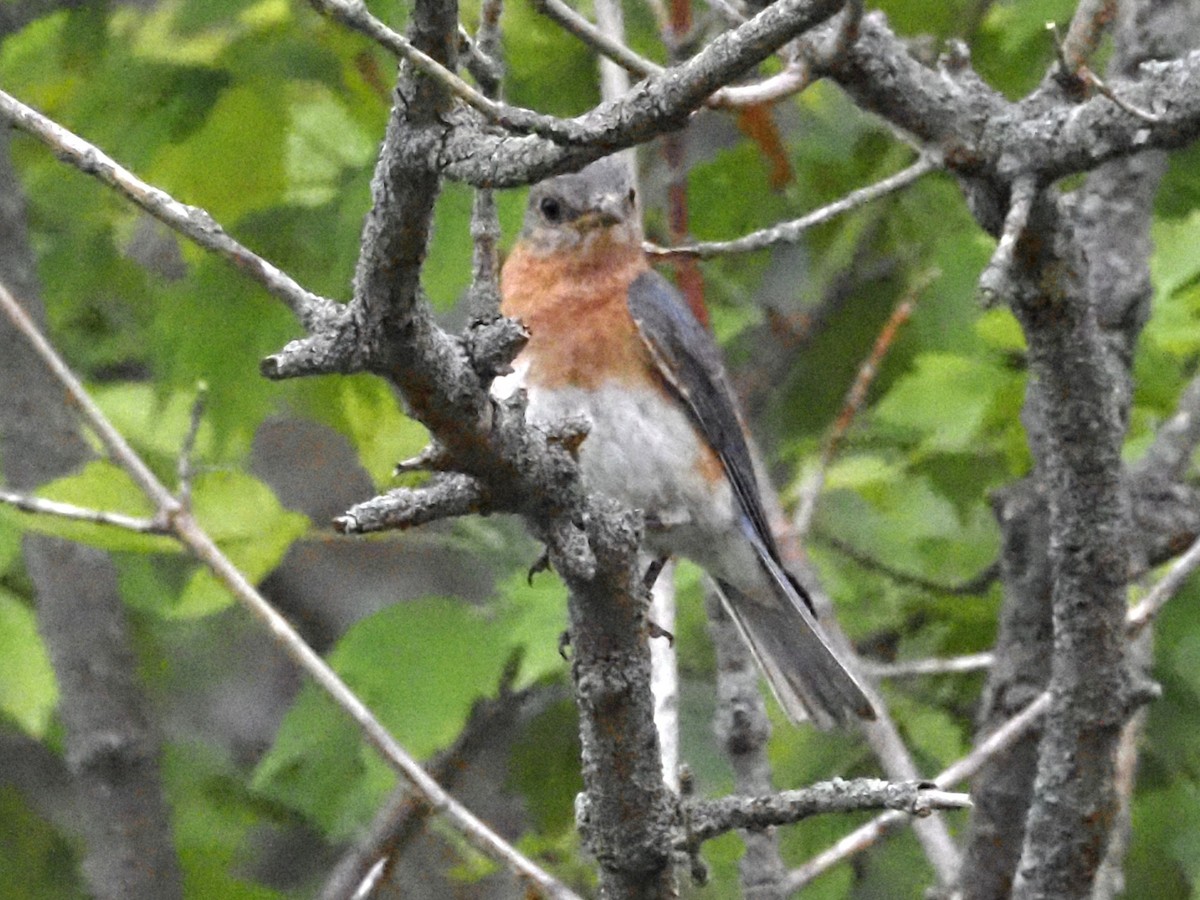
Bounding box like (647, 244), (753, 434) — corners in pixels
(496, 156), (875, 729)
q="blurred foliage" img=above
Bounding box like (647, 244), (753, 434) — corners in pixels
(1, 0), (1199, 897)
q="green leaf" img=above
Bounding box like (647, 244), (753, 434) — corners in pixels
(0, 590), (59, 737)
(162, 743), (288, 900)
(506, 700), (582, 836)
(149, 82), (287, 223)
(821, 454), (901, 493)
(252, 684), (381, 838)
(302, 375), (430, 487)
(497, 569), (569, 689)
(873, 352), (1011, 454)
(254, 598), (523, 834)
(93, 383), (215, 467)
(0, 504), (23, 578)
(975, 307), (1026, 352)
(0, 788), (85, 900)
(284, 84), (375, 207)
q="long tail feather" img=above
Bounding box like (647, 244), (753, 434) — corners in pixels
(716, 532), (875, 728)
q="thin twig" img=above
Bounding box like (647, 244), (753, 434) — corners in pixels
(794, 271), (933, 537)
(1060, 0), (1116, 72)
(309, 0), (589, 142)
(1127, 529), (1200, 635)
(535, 0), (660, 79)
(646, 155), (938, 258)
(177, 382), (207, 510)
(1133, 372), (1200, 481)
(0, 280), (581, 900)
(977, 175), (1038, 306)
(785, 692), (1050, 892)
(816, 531), (1000, 597)
(1047, 19), (1160, 122)
(534, 0), (818, 109)
(860, 652), (995, 679)
(465, 0), (505, 321)
(0, 489), (167, 534)
(685, 778), (971, 844)
(320, 683), (533, 900)
(0, 90), (338, 332)
(456, 25), (502, 93)
(787, 524), (1200, 889)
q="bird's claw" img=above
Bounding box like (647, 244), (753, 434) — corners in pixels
(647, 619), (675, 645)
(528, 548), (552, 585)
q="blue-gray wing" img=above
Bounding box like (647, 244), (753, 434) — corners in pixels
(626, 269), (779, 562)
(628, 269), (875, 726)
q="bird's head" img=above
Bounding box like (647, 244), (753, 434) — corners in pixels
(520, 155), (641, 254)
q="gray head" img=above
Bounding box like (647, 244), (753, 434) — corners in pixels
(521, 156), (641, 252)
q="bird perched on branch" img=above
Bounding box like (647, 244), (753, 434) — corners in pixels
(496, 155), (874, 729)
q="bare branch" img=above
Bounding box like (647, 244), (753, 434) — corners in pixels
(704, 585), (785, 892)
(176, 382), (207, 510)
(535, 0), (660, 80)
(1048, 20), (1160, 123)
(309, 0), (589, 142)
(320, 682), (533, 900)
(429, 0), (848, 186)
(465, 0), (505, 322)
(1132, 371), (1200, 481)
(861, 652), (995, 679)
(1126, 529), (1200, 635)
(684, 778), (972, 844)
(1060, 0), (1117, 71)
(0, 90), (339, 332)
(0, 279), (581, 900)
(786, 693), (1051, 892)
(787, 527), (1200, 889)
(794, 275), (928, 536)
(335, 475), (490, 534)
(977, 175), (1038, 305)
(646, 155), (938, 258)
(0, 489), (167, 535)
(457, 25), (502, 93)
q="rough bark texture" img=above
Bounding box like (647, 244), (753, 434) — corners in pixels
(0, 130), (184, 899)
(268, 0), (679, 891)
(706, 588), (785, 900)
(961, 3), (1197, 897)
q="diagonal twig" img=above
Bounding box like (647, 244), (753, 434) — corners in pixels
(0, 90), (339, 332)
(787, 522), (1200, 889)
(646, 155), (938, 258)
(0, 279), (581, 900)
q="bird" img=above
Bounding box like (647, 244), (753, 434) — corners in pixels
(495, 155), (875, 729)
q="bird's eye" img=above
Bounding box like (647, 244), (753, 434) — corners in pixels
(539, 196), (563, 223)
(627, 187), (637, 205)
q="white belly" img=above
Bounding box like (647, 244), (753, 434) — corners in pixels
(494, 365), (737, 564)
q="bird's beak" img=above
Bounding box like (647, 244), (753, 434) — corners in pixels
(578, 193), (626, 229)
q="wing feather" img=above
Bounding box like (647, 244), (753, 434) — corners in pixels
(626, 270), (785, 575)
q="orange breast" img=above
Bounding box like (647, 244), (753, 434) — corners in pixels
(500, 236), (655, 391)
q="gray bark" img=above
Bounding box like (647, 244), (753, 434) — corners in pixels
(0, 129), (183, 900)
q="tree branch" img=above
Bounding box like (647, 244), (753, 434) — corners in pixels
(418, 0), (848, 186)
(685, 778), (970, 844)
(0, 489), (167, 534)
(0, 90), (340, 333)
(0, 279), (581, 900)
(646, 154), (938, 259)
(333, 474), (489, 534)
